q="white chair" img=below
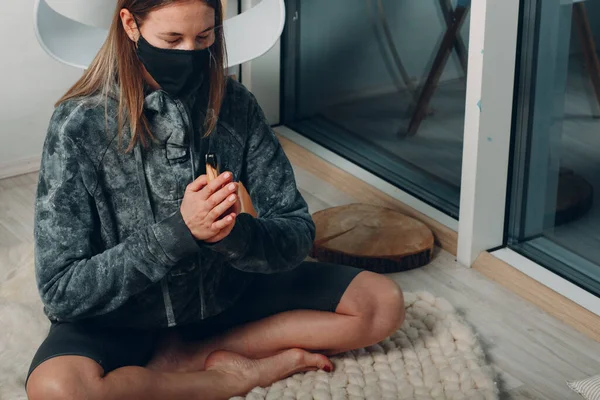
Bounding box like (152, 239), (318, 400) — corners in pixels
(33, 0), (285, 69)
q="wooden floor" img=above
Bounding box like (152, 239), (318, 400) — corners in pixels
(1, 167), (599, 400)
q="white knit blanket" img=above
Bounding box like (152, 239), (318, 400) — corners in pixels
(231, 291), (498, 400)
(0, 245), (497, 399)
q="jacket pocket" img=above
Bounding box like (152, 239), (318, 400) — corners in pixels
(144, 145), (187, 201)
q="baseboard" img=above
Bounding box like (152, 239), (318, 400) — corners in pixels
(0, 157), (41, 180)
(277, 132), (459, 256)
(473, 251), (600, 342)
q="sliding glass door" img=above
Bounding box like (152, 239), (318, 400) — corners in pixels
(508, 0), (600, 296)
(281, 0), (472, 218)
(274, 0), (600, 301)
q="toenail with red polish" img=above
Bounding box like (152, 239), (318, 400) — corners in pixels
(323, 366), (332, 373)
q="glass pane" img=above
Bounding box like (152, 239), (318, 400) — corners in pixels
(508, 0), (600, 296)
(281, 0), (472, 218)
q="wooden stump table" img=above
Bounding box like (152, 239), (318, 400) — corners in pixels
(310, 204), (435, 273)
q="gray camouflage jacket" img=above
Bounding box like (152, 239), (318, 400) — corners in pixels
(34, 78), (315, 329)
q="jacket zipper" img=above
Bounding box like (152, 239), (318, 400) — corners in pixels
(178, 99), (206, 320)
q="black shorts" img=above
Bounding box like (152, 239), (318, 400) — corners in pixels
(27, 262), (363, 384)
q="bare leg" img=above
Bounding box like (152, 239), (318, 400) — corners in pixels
(27, 349), (332, 400)
(152, 272), (405, 372)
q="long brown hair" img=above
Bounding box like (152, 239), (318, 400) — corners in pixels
(57, 0), (226, 151)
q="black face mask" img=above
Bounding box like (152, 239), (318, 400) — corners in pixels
(136, 34), (211, 98)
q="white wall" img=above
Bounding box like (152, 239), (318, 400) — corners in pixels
(0, 0), (80, 177)
(240, 0), (281, 124)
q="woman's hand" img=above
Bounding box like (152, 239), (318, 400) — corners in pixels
(203, 198), (240, 243)
(203, 222), (235, 243)
(204, 180), (243, 244)
(180, 172), (239, 241)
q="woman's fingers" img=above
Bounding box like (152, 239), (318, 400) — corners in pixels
(208, 192), (238, 222)
(186, 175), (208, 193)
(180, 172), (239, 242)
(206, 181), (238, 211)
(200, 172), (234, 200)
(211, 212), (237, 231)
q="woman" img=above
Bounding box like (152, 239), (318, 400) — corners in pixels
(26, 0), (405, 399)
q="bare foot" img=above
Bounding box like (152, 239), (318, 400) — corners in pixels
(205, 349), (333, 391)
